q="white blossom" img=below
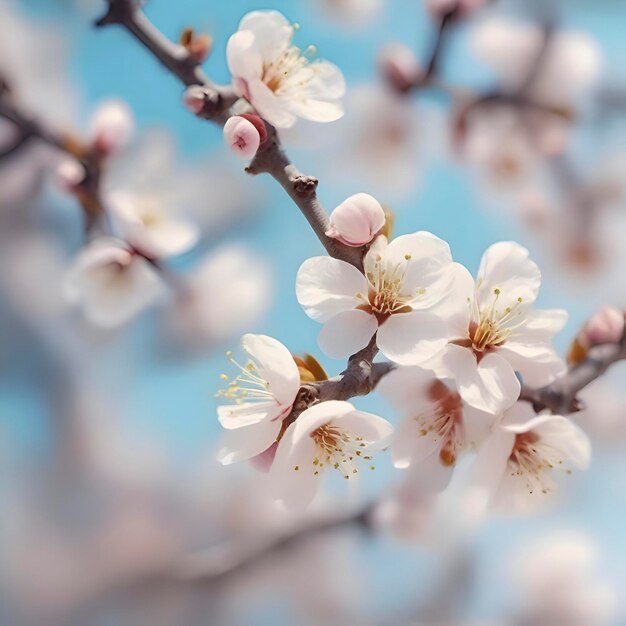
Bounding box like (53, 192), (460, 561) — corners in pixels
(269, 400), (393, 508)
(379, 366), (497, 491)
(433, 241), (567, 413)
(88, 100), (135, 156)
(63, 238), (165, 328)
(297, 232), (457, 362)
(468, 402), (591, 514)
(216, 334), (300, 466)
(227, 10), (345, 128)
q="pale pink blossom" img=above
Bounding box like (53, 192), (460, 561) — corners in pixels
(227, 10), (345, 128)
(55, 158), (86, 192)
(432, 241), (567, 413)
(269, 400), (393, 508)
(379, 366), (497, 491)
(63, 238), (165, 327)
(325, 192), (386, 247)
(216, 334), (300, 466)
(223, 115), (261, 159)
(468, 402), (591, 514)
(378, 43), (422, 92)
(297, 232), (458, 362)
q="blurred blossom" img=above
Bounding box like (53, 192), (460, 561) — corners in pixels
(315, 0), (383, 28)
(64, 238), (166, 328)
(163, 244), (272, 350)
(88, 99), (135, 156)
(508, 531), (616, 626)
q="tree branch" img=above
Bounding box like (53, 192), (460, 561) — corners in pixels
(520, 339), (626, 414)
(95, 0), (366, 270)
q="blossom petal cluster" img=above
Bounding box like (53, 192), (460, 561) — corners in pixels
(227, 10), (345, 128)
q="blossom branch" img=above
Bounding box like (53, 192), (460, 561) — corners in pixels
(95, 0), (366, 270)
(520, 339), (626, 414)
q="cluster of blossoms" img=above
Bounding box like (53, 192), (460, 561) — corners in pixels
(216, 194), (590, 511)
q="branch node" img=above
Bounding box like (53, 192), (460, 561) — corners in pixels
(293, 175), (319, 196)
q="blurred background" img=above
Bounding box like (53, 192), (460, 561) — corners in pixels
(2, 0), (626, 624)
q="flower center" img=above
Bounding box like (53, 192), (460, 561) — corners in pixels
(296, 421), (375, 479)
(216, 351), (273, 405)
(454, 288), (526, 358)
(414, 380), (464, 467)
(262, 44), (317, 94)
(356, 253), (424, 321)
(507, 430), (571, 495)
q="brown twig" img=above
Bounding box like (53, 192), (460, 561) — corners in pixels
(95, 0), (366, 270)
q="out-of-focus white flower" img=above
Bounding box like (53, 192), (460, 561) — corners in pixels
(106, 191), (199, 259)
(470, 17), (601, 108)
(378, 43), (422, 92)
(509, 531), (616, 626)
(227, 10), (345, 128)
(328, 84), (432, 198)
(216, 334), (300, 465)
(269, 400), (393, 508)
(433, 241), (566, 413)
(88, 100), (135, 156)
(64, 238), (165, 328)
(164, 244), (271, 348)
(223, 115), (262, 159)
(297, 232), (457, 362)
(379, 367), (496, 490)
(326, 192), (386, 247)
(316, 0), (383, 28)
(468, 403), (591, 514)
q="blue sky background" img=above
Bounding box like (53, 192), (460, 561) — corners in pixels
(6, 0), (626, 622)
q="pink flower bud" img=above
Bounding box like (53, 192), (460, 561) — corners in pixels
(326, 193), (386, 247)
(378, 43), (422, 93)
(55, 158), (86, 192)
(89, 100), (134, 156)
(223, 115), (261, 160)
(182, 85), (207, 115)
(582, 307), (624, 347)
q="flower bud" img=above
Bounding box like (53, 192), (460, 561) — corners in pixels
(293, 354), (328, 383)
(378, 43), (422, 93)
(223, 115), (261, 160)
(89, 100), (134, 156)
(582, 307), (624, 347)
(182, 85), (208, 115)
(55, 158), (87, 192)
(426, 0), (485, 20)
(326, 193), (386, 247)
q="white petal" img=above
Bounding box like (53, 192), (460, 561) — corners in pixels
(296, 256), (365, 322)
(476, 241), (541, 311)
(499, 341), (566, 387)
(532, 415), (592, 470)
(287, 96), (344, 123)
(217, 417), (281, 465)
(217, 401), (283, 430)
(317, 309), (378, 359)
(226, 30), (263, 81)
(248, 79), (297, 128)
(430, 262), (475, 338)
(515, 308), (569, 342)
(377, 365), (440, 413)
(442, 345), (520, 413)
(376, 311), (448, 365)
(335, 409), (394, 449)
(241, 334), (300, 406)
(238, 10), (293, 60)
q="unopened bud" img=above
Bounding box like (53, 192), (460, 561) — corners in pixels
(378, 43), (422, 93)
(55, 158), (87, 192)
(426, 0), (485, 20)
(89, 100), (134, 156)
(223, 115), (261, 160)
(583, 306), (625, 347)
(182, 85), (207, 114)
(180, 28), (213, 64)
(293, 354), (328, 383)
(326, 192), (386, 247)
